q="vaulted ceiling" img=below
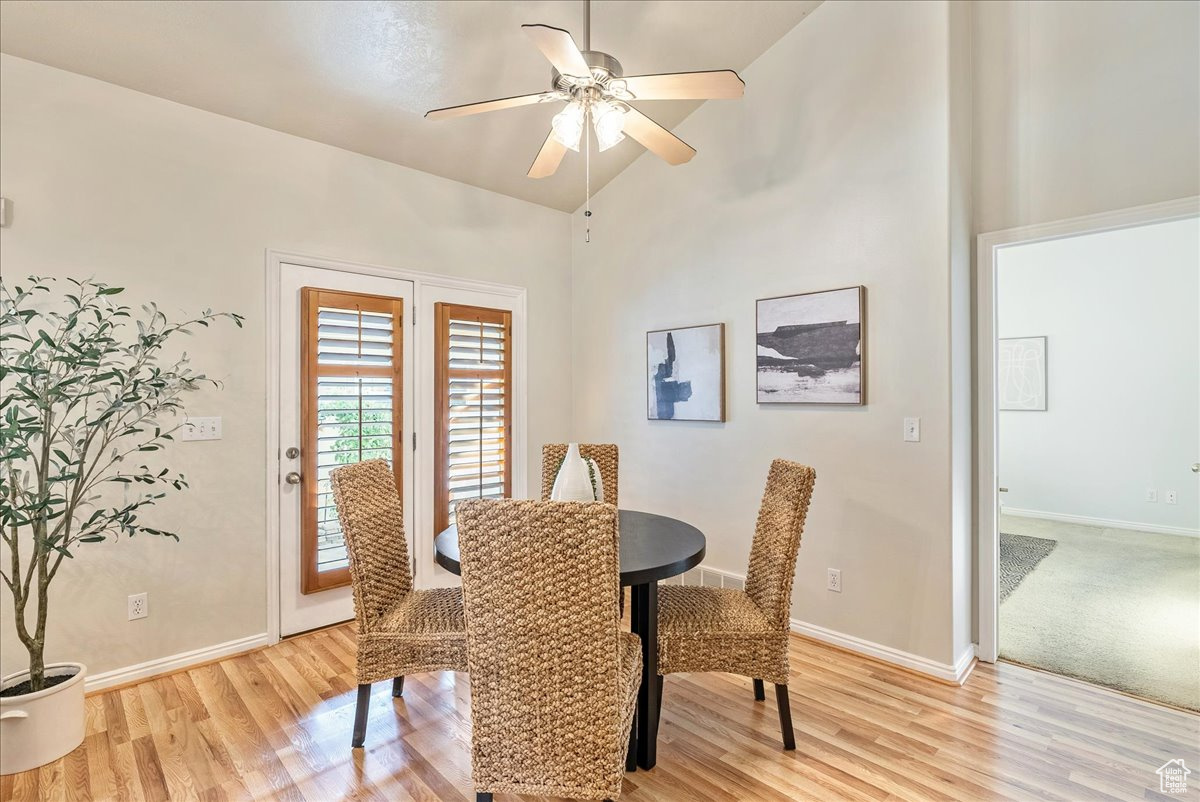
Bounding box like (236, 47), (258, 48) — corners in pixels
(0, 0), (821, 211)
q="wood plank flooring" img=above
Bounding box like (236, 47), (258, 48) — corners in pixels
(3, 624), (1197, 801)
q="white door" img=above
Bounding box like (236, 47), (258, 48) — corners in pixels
(278, 262), (415, 637)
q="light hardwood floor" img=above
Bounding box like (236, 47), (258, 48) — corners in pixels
(3, 624), (1197, 801)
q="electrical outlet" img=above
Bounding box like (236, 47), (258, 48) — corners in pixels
(903, 417), (921, 442)
(1146, 489), (1158, 503)
(1166, 490), (1178, 505)
(128, 592), (148, 621)
(826, 568), (842, 593)
(181, 416), (222, 441)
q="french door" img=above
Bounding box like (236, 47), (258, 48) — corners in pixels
(278, 263), (414, 637)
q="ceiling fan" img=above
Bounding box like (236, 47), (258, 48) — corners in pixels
(424, 0), (745, 179)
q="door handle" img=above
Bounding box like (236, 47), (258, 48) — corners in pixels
(1193, 463), (1199, 474)
(998, 487), (1009, 493)
(285, 472), (302, 485)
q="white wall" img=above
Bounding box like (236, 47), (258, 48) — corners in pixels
(4, 0), (1197, 683)
(971, 0), (1200, 642)
(0, 55), (573, 678)
(571, 0), (967, 666)
(973, 0), (1200, 234)
(997, 217), (1200, 534)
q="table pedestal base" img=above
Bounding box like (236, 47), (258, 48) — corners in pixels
(630, 581), (660, 770)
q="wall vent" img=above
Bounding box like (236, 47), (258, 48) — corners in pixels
(678, 565), (746, 591)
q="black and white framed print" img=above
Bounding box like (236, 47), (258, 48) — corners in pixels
(756, 286), (865, 405)
(647, 323), (726, 421)
(998, 336), (1047, 410)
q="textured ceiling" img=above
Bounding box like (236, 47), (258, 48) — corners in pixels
(0, 0), (821, 212)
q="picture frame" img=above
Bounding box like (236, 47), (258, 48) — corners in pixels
(756, 285), (866, 405)
(998, 336), (1047, 411)
(646, 323), (726, 422)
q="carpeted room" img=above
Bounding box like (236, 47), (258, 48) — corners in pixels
(999, 516), (1200, 710)
(994, 218), (1200, 712)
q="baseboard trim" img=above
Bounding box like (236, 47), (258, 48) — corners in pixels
(790, 619), (976, 685)
(84, 633), (270, 694)
(1002, 507), (1198, 538)
(686, 563), (976, 685)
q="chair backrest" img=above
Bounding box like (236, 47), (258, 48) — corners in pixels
(744, 459), (817, 629)
(329, 459), (413, 633)
(540, 443), (619, 506)
(455, 499), (626, 798)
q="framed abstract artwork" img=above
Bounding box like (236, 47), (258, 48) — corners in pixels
(646, 323), (726, 421)
(756, 286), (865, 405)
(998, 336), (1047, 410)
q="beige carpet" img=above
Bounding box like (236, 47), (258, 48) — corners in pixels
(999, 514), (1200, 711)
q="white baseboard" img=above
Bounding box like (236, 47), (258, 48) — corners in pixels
(1002, 507), (1199, 538)
(789, 619), (976, 685)
(85, 633), (269, 693)
(682, 563), (975, 685)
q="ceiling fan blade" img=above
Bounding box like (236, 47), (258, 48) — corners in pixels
(522, 24), (591, 79)
(528, 130), (568, 178)
(621, 70), (745, 101)
(425, 91), (561, 120)
(623, 107), (696, 166)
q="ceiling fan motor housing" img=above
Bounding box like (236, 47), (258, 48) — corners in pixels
(552, 50), (623, 93)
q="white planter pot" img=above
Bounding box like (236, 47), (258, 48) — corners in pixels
(0, 663), (87, 775)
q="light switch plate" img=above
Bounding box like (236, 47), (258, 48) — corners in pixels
(903, 417), (921, 442)
(181, 416), (222, 441)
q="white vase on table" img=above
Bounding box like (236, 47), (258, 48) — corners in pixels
(551, 443), (598, 502)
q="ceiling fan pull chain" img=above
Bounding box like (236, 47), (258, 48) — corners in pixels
(585, 100), (592, 244)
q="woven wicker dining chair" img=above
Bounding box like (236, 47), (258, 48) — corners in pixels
(329, 459), (467, 749)
(456, 499), (641, 802)
(540, 443), (619, 505)
(541, 443), (627, 615)
(657, 458), (816, 750)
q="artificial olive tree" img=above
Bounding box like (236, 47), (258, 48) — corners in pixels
(0, 276), (241, 691)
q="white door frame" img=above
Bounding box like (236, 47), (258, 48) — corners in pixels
(974, 196), (1199, 663)
(265, 249), (529, 644)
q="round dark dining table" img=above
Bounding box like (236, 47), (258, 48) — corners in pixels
(434, 508), (705, 771)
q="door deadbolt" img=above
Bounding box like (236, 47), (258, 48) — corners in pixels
(285, 447), (300, 459)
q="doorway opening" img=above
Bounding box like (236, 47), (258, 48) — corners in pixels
(977, 201), (1199, 711)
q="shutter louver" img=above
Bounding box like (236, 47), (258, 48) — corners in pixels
(301, 290), (403, 593)
(435, 304), (513, 537)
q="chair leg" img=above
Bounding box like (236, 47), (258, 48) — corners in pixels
(753, 678), (765, 701)
(625, 712), (638, 772)
(392, 676), (405, 697)
(775, 683), (795, 750)
(351, 683), (371, 748)
(476, 794), (493, 802)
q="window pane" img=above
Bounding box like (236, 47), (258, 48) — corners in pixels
(314, 374), (394, 573)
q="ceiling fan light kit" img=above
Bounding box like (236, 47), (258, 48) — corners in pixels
(425, 0), (745, 237)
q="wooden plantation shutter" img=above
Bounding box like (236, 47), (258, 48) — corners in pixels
(434, 303), (513, 538)
(300, 288), (403, 594)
